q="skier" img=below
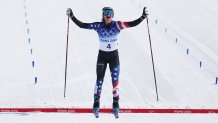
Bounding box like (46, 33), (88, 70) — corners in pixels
(66, 7), (148, 117)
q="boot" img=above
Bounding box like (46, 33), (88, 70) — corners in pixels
(112, 97), (119, 109)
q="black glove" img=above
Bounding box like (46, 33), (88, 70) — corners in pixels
(141, 7), (148, 19)
(66, 8), (73, 17)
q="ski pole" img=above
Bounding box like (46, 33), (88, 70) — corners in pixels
(145, 17), (159, 102)
(64, 16), (70, 97)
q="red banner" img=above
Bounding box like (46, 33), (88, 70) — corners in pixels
(0, 108), (218, 113)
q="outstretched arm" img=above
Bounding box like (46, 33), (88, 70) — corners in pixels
(127, 7), (148, 27)
(117, 7), (148, 30)
(66, 8), (90, 29)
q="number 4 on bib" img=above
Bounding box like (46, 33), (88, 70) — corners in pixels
(107, 44), (111, 49)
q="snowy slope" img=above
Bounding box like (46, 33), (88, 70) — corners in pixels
(0, 0), (218, 122)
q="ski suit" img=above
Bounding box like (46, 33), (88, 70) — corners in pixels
(70, 15), (145, 101)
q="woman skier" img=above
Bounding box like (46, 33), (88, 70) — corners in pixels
(66, 7), (148, 117)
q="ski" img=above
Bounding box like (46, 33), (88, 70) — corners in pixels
(93, 108), (99, 118)
(113, 108), (119, 118)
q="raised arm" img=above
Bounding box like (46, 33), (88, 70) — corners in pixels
(127, 7), (148, 27)
(66, 8), (91, 29)
(116, 7), (148, 30)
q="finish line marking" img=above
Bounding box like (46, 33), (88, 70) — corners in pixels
(0, 108), (218, 113)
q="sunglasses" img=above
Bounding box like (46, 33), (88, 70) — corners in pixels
(103, 10), (113, 16)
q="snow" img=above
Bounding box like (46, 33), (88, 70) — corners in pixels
(0, 113), (218, 123)
(0, 0), (218, 122)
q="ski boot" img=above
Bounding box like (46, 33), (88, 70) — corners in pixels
(112, 97), (119, 118)
(93, 101), (100, 118)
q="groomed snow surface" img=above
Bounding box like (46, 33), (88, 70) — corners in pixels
(0, 0), (218, 122)
(0, 113), (218, 123)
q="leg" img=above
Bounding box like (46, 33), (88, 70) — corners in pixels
(109, 55), (120, 105)
(94, 56), (107, 104)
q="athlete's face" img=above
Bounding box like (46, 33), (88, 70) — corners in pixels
(104, 15), (112, 25)
(103, 9), (113, 25)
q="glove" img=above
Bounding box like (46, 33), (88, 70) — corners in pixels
(66, 8), (73, 17)
(141, 7), (148, 19)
